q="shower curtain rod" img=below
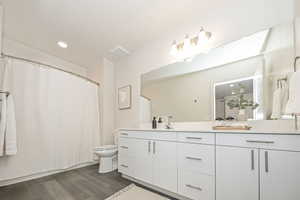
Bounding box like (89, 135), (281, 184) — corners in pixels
(0, 53), (100, 86)
(0, 90), (9, 96)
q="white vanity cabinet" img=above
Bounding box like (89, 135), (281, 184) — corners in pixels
(216, 146), (259, 200)
(260, 150), (300, 200)
(119, 130), (300, 200)
(152, 140), (178, 193)
(216, 133), (300, 200)
(118, 131), (178, 193)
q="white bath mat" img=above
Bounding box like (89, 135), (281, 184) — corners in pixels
(105, 184), (170, 200)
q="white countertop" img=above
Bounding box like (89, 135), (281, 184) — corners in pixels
(119, 120), (300, 135)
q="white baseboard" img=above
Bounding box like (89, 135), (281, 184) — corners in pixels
(0, 161), (98, 187)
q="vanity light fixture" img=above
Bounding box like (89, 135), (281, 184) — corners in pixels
(57, 41), (68, 49)
(170, 27), (212, 60)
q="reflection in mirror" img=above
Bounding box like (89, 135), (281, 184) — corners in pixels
(141, 21), (295, 122)
(214, 77), (260, 121)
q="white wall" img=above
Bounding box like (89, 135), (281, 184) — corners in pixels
(115, 2), (295, 128)
(296, 18), (300, 64)
(88, 58), (115, 145)
(295, 0), (300, 66)
(296, 0), (300, 18)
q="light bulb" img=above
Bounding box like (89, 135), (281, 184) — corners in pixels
(198, 28), (206, 40)
(57, 41), (68, 48)
(170, 40), (177, 56)
(197, 28), (212, 53)
(183, 35), (191, 50)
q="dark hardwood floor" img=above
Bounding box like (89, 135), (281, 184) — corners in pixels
(0, 165), (133, 200)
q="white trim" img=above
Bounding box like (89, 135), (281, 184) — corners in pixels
(0, 161), (98, 187)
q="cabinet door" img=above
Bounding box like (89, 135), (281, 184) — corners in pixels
(260, 150), (300, 200)
(152, 140), (177, 193)
(131, 138), (153, 184)
(216, 146), (259, 200)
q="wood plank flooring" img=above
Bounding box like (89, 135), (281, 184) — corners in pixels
(0, 165), (133, 200)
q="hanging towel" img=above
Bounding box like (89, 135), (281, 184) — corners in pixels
(0, 59), (17, 156)
(5, 94), (17, 155)
(271, 81), (289, 119)
(0, 93), (7, 156)
(286, 71), (300, 114)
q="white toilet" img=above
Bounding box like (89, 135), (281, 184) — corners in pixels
(94, 135), (118, 173)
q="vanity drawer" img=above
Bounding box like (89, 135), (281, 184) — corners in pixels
(216, 133), (300, 151)
(178, 171), (214, 200)
(178, 132), (215, 145)
(119, 131), (177, 141)
(118, 157), (133, 176)
(178, 143), (215, 175)
(118, 137), (132, 156)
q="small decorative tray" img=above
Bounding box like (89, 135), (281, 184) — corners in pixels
(212, 126), (252, 130)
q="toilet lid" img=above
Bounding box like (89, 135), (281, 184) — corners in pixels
(94, 145), (117, 151)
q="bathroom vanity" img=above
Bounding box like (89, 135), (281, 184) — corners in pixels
(118, 128), (300, 200)
(119, 20), (300, 200)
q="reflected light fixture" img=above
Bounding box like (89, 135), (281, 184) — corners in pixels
(170, 27), (212, 61)
(57, 41), (68, 49)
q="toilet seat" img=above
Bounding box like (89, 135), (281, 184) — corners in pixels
(94, 145), (117, 151)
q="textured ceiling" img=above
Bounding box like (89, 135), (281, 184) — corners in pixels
(0, 0), (294, 69)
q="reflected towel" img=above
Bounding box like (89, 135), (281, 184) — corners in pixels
(271, 82), (289, 119)
(0, 93), (7, 156)
(5, 94), (17, 155)
(286, 71), (300, 114)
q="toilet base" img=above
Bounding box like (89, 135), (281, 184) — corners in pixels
(98, 155), (118, 173)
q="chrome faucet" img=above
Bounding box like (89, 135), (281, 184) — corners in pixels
(165, 115), (173, 129)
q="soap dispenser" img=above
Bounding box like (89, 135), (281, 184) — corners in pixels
(152, 117), (157, 129)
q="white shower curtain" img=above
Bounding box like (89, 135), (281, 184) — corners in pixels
(0, 58), (100, 182)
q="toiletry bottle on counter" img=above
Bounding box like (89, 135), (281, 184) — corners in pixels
(152, 117), (157, 129)
(158, 117), (164, 129)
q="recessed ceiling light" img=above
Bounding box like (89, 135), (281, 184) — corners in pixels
(57, 41), (68, 48)
(230, 84), (235, 87)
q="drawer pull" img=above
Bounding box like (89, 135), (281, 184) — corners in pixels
(186, 184), (202, 191)
(265, 151), (269, 173)
(246, 140), (275, 144)
(148, 141), (151, 153)
(186, 156), (202, 161)
(186, 137), (203, 140)
(121, 133), (128, 136)
(251, 150), (255, 170)
(120, 146), (128, 149)
(121, 164), (128, 168)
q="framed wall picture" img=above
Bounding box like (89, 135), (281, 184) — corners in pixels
(118, 85), (132, 110)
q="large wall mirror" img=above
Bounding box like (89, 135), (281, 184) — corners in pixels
(141, 21), (295, 122)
